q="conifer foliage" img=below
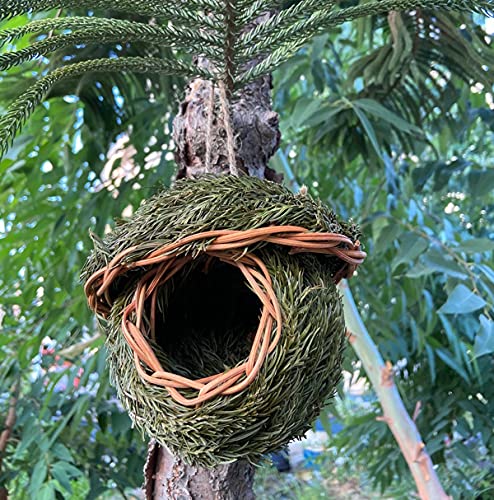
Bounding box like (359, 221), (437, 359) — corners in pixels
(0, 0), (493, 155)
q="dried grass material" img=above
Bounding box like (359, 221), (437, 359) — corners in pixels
(82, 175), (364, 466)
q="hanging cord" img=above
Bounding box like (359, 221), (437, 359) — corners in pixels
(218, 80), (239, 176)
(205, 81), (215, 173)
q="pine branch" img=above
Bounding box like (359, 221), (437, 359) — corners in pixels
(0, 0), (219, 29)
(317, 0), (493, 28)
(238, 0), (281, 23)
(223, 0), (238, 93)
(0, 17), (217, 50)
(238, 38), (300, 85)
(0, 57), (202, 156)
(0, 0), (490, 157)
(0, 21), (220, 70)
(240, 0), (337, 50)
(239, 0), (493, 80)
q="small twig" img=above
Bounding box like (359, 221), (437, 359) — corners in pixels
(0, 380), (21, 479)
(376, 415), (392, 424)
(412, 401), (422, 422)
(223, 0), (236, 95)
(395, 217), (481, 296)
(381, 361), (395, 388)
(345, 328), (357, 344)
(58, 333), (103, 359)
(413, 441), (426, 462)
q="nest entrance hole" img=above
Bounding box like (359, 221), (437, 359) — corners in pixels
(152, 257), (262, 380)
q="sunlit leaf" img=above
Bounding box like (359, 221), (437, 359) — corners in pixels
(438, 284), (487, 314)
(474, 315), (494, 358)
(455, 238), (494, 253)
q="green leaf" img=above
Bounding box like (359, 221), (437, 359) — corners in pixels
(435, 348), (470, 382)
(392, 232), (428, 270)
(47, 395), (88, 449)
(425, 344), (436, 384)
(290, 97), (324, 129)
(51, 443), (74, 463)
(454, 238), (494, 253)
(355, 98), (424, 136)
(410, 249), (468, 280)
(38, 482), (56, 500)
(29, 459), (48, 497)
(111, 411), (132, 434)
(478, 264), (494, 284)
(51, 462), (73, 494)
(302, 103), (346, 128)
(373, 223), (402, 254)
(438, 284), (486, 314)
(467, 169), (494, 197)
(474, 315), (494, 358)
(318, 410), (332, 437)
(352, 103), (382, 158)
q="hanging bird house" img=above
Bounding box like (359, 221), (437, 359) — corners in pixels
(82, 175), (365, 467)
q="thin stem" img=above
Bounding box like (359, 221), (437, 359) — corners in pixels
(0, 379), (21, 483)
(223, 0), (237, 94)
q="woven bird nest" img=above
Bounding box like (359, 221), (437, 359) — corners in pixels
(82, 175), (365, 466)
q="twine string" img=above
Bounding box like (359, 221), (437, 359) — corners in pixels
(205, 81), (215, 173)
(84, 226), (366, 407)
(218, 80), (238, 176)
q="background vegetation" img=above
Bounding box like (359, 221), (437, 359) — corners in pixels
(0, 3), (493, 498)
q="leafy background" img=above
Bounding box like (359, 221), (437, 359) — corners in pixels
(0, 4), (493, 499)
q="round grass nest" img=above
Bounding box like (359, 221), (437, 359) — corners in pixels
(82, 175), (365, 467)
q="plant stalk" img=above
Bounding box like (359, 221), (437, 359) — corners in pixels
(340, 282), (449, 500)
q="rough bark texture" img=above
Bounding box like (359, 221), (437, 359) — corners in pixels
(173, 75), (282, 182)
(144, 60), (282, 498)
(146, 441), (255, 500)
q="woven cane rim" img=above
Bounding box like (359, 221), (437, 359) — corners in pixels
(84, 225), (366, 406)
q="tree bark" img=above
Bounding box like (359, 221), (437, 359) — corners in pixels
(145, 441), (255, 500)
(173, 73), (281, 182)
(144, 69), (282, 499)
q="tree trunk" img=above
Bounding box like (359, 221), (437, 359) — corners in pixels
(145, 442), (256, 500)
(173, 74), (281, 182)
(144, 72), (281, 499)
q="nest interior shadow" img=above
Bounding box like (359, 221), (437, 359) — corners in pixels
(154, 257), (261, 380)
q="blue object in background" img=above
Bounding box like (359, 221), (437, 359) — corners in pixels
(270, 415), (345, 473)
(303, 448), (322, 469)
(315, 416), (344, 434)
(270, 447), (291, 472)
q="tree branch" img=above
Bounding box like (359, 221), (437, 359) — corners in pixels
(0, 380), (20, 500)
(340, 283), (449, 500)
(57, 333), (103, 360)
